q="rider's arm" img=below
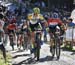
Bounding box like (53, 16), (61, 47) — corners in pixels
(39, 14), (48, 28)
(58, 19), (67, 35)
(27, 14), (32, 20)
(27, 14), (33, 32)
(58, 19), (66, 30)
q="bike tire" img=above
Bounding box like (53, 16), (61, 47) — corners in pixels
(10, 42), (14, 50)
(51, 45), (55, 59)
(35, 33), (41, 61)
(36, 47), (40, 61)
(56, 38), (60, 60)
(50, 38), (55, 59)
(23, 33), (29, 50)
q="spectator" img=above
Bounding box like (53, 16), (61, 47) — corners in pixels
(34, 0), (46, 8)
(41, 0), (46, 8)
(67, 18), (75, 27)
(34, 1), (40, 7)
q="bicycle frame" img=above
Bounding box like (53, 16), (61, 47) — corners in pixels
(32, 30), (42, 61)
(22, 31), (29, 50)
(50, 28), (61, 59)
(9, 33), (15, 50)
(35, 31), (41, 47)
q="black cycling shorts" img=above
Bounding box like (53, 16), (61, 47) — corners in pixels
(8, 29), (15, 34)
(49, 25), (57, 34)
(30, 23), (39, 32)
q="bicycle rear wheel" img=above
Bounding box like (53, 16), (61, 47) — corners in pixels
(50, 38), (55, 59)
(51, 45), (55, 59)
(36, 46), (40, 61)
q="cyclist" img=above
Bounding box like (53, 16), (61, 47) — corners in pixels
(28, 7), (47, 59)
(0, 14), (6, 63)
(47, 11), (66, 53)
(7, 21), (16, 50)
(0, 30), (6, 62)
(21, 20), (30, 50)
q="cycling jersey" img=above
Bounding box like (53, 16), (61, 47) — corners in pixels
(7, 24), (16, 30)
(28, 13), (45, 24)
(48, 18), (62, 27)
(28, 13), (45, 31)
(48, 18), (65, 35)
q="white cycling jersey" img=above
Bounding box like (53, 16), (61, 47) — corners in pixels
(28, 13), (45, 24)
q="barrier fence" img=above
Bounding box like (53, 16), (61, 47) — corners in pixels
(64, 26), (75, 46)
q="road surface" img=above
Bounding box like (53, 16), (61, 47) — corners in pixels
(9, 44), (75, 65)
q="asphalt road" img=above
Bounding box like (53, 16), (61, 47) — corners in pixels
(10, 44), (75, 65)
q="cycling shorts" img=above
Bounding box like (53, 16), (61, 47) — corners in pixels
(29, 23), (39, 32)
(49, 25), (57, 33)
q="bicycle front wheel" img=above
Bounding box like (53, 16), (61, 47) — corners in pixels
(36, 47), (40, 61)
(56, 38), (61, 59)
(35, 33), (41, 61)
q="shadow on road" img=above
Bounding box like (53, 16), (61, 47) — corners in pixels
(71, 52), (75, 55)
(12, 55), (59, 65)
(61, 47), (75, 52)
(39, 56), (59, 62)
(13, 54), (30, 58)
(12, 50), (24, 54)
(12, 57), (36, 65)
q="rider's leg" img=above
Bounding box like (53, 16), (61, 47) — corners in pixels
(0, 44), (6, 62)
(12, 44), (14, 50)
(29, 24), (37, 57)
(49, 30), (55, 53)
(30, 32), (37, 56)
(44, 28), (47, 42)
(31, 32), (35, 48)
(17, 34), (21, 50)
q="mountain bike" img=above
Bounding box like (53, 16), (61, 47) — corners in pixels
(22, 30), (30, 50)
(9, 32), (15, 50)
(50, 27), (61, 59)
(31, 28), (42, 61)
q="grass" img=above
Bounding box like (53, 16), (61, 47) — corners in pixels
(0, 51), (12, 65)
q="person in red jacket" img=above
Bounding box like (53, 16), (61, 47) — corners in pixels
(7, 23), (16, 50)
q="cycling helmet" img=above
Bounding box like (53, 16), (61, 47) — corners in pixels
(33, 7), (40, 14)
(51, 12), (59, 18)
